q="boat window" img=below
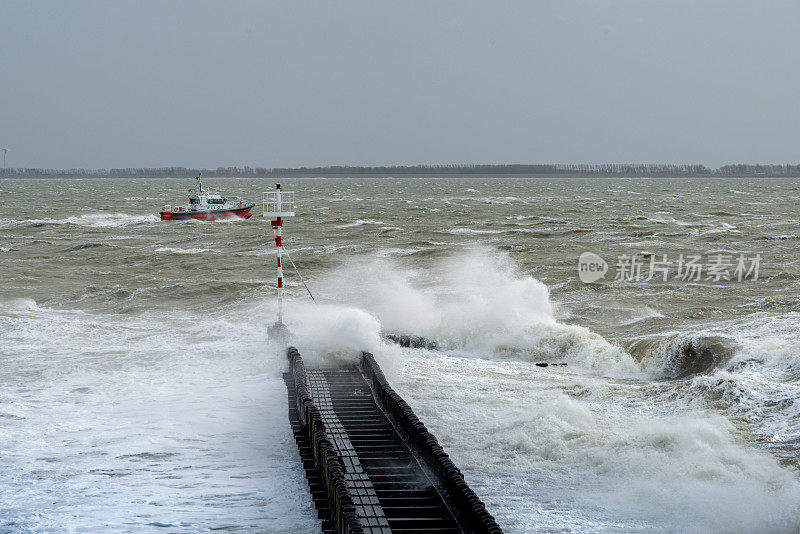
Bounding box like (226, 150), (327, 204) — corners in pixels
(190, 198), (199, 204)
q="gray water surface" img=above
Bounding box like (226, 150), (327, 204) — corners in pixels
(2, 176), (799, 532)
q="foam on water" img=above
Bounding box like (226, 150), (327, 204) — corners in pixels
(385, 350), (800, 533)
(335, 219), (385, 228)
(154, 246), (217, 254)
(3, 213), (161, 228)
(319, 249), (643, 378)
(0, 297), (318, 532)
(446, 227), (505, 235)
(278, 301), (383, 367)
(309, 247), (800, 531)
(667, 313), (800, 457)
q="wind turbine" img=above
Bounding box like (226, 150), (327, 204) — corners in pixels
(0, 148), (7, 169)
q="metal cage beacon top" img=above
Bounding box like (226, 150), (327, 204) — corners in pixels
(263, 188), (295, 218)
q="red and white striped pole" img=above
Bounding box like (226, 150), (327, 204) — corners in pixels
(271, 216), (284, 323)
(264, 184), (294, 336)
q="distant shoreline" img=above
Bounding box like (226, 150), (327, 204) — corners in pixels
(1, 163), (798, 178)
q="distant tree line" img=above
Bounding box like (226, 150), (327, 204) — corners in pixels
(2, 163), (800, 177)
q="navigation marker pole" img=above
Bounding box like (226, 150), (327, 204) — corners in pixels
(272, 216), (285, 323)
(263, 184), (295, 343)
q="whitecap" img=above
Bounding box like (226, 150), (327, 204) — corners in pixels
(387, 352), (800, 533)
(10, 213), (160, 228)
(446, 228), (505, 235)
(317, 249), (643, 379)
(335, 219), (385, 228)
(154, 247), (216, 254)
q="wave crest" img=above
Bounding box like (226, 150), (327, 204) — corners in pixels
(318, 248), (642, 377)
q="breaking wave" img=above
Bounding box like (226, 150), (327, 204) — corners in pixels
(445, 228), (504, 235)
(3, 213), (160, 228)
(335, 219), (385, 228)
(284, 302), (382, 367)
(388, 352), (800, 533)
(155, 247), (217, 254)
(663, 314), (800, 459)
(628, 334), (738, 379)
(317, 248), (643, 378)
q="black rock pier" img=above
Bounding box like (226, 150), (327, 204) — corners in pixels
(284, 347), (503, 533)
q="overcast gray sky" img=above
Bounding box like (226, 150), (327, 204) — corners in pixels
(1, 1), (799, 169)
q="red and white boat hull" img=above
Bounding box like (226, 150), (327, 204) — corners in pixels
(160, 205), (254, 221)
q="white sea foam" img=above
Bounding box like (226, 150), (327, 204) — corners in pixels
(7, 213), (160, 228)
(698, 312), (800, 374)
(480, 196), (519, 204)
(155, 246), (216, 254)
(60, 213), (161, 227)
(1, 296), (41, 312)
(373, 247), (422, 257)
(0, 299), (318, 532)
(646, 214), (693, 226)
(336, 219), (385, 228)
(319, 249), (642, 378)
(286, 302), (382, 366)
(691, 222), (741, 236)
(387, 352), (800, 533)
(446, 227), (505, 235)
(674, 313), (800, 448)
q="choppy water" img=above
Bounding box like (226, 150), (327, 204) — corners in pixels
(2, 176), (800, 532)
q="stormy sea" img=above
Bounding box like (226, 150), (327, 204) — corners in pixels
(2, 176), (799, 532)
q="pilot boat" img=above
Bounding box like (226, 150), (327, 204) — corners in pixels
(160, 176), (254, 220)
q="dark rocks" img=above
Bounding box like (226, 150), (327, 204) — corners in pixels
(384, 333), (439, 350)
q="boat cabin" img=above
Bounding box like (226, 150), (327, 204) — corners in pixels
(189, 192), (231, 210)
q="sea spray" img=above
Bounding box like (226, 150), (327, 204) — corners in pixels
(317, 248), (643, 378)
(387, 351), (800, 533)
(0, 298), (319, 532)
(287, 302), (382, 366)
(2, 213), (161, 228)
